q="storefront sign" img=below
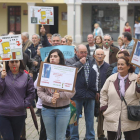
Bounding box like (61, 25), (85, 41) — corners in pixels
(37, 62), (77, 92)
(82, 0), (140, 3)
(0, 35), (23, 61)
(130, 40), (140, 67)
(30, 6), (54, 25)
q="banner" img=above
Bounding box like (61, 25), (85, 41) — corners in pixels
(30, 6), (54, 25)
(40, 45), (75, 61)
(0, 34), (23, 61)
(37, 62), (77, 92)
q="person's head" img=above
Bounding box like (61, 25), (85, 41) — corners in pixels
(95, 36), (102, 44)
(46, 49), (65, 65)
(125, 22), (129, 26)
(103, 34), (112, 48)
(116, 49), (130, 59)
(122, 32), (132, 43)
(47, 33), (52, 44)
(51, 34), (61, 46)
(37, 44), (43, 56)
(8, 31), (15, 35)
(61, 38), (67, 45)
(94, 23), (99, 29)
(135, 20), (139, 24)
(117, 37), (124, 46)
(87, 34), (94, 44)
(21, 32), (29, 43)
(6, 60), (25, 73)
(65, 35), (73, 46)
(117, 56), (135, 76)
(75, 44), (88, 59)
(32, 34), (40, 46)
(94, 48), (105, 63)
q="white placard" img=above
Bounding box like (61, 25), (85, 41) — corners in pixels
(38, 62), (77, 92)
(30, 6), (54, 25)
(0, 35), (23, 61)
(131, 41), (140, 66)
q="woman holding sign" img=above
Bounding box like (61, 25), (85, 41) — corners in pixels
(37, 49), (75, 140)
(0, 60), (35, 140)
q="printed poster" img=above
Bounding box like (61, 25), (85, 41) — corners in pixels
(30, 6), (54, 25)
(0, 35), (23, 61)
(37, 62), (77, 92)
(130, 40), (140, 67)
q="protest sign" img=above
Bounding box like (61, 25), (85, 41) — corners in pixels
(40, 45), (75, 61)
(30, 6), (54, 25)
(0, 34), (23, 61)
(37, 62), (77, 92)
(130, 39), (140, 67)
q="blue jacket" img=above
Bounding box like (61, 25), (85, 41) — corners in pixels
(66, 55), (97, 100)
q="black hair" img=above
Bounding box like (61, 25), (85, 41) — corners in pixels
(6, 60), (25, 73)
(125, 22), (128, 26)
(46, 49), (65, 65)
(122, 32), (132, 41)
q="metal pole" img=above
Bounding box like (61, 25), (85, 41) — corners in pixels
(73, 0), (76, 43)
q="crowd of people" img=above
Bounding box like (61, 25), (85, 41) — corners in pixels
(0, 21), (140, 140)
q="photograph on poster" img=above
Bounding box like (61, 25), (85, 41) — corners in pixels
(130, 40), (140, 67)
(37, 62), (77, 92)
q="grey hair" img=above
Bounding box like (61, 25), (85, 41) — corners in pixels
(38, 44), (43, 48)
(32, 34), (40, 39)
(94, 48), (105, 55)
(52, 33), (61, 41)
(103, 34), (112, 41)
(76, 44), (86, 51)
(21, 32), (29, 39)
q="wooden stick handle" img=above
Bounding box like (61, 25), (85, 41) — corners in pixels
(3, 61), (6, 71)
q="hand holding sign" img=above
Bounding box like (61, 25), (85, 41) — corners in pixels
(1, 62), (7, 79)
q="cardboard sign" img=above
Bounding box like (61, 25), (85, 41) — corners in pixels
(37, 62), (77, 92)
(0, 35), (23, 61)
(130, 39), (140, 67)
(30, 6), (54, 25)
(40, 45), (75, 61)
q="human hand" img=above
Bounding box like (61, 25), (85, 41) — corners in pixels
(29, 73), (33, 78)
(51, 97), (57, 104)
(53, 92), (60, 99)
(80, 57), (86, 64)
(1, 70), (7, 79)
(40, 26), (46, 36)
(137, 74), (140, 85)
(33, 61), (38, 66)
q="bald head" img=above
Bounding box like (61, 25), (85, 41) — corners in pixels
(95, 48), (104, 55)
(76, 44), (88, 59)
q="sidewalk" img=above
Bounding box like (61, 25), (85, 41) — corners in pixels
(26, 108), (125, 140)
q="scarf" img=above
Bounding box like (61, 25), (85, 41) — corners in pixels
(118, 73), (128, 97)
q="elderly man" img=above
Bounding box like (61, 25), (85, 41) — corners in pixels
(66, 44), (97, 140)
(93, 49), (110, 140)
(101, 34), (119, 64)
(61, 37), (67, 45)
(86, 34), (99, 56)
(21, 32), (32, 52)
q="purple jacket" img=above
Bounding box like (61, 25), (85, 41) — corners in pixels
(0, 71), (35, 116)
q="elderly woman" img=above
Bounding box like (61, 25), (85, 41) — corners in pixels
(118, 37), (125, 50)
(37, 49), (75, 140)
(0, 60), (35, 140)
(100, 56), (140, 140)
(64, 35), (73, 46)
(93, 23), (103, 38)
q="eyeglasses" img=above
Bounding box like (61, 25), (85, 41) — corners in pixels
(10, 61), (19, 63)
(104, 39), (110, 41)
(79, 51), (87, 54)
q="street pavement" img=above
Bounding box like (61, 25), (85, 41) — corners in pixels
(26, 108), (125, 140)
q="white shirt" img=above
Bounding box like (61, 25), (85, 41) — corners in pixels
(103, 46), (110, 64)
(134, 23), (140, 34)
(89, 45), (96, 56)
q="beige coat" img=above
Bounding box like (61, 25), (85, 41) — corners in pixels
(100, 72), (140, 132)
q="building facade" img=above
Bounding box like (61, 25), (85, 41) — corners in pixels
(0, 0), (140, 43)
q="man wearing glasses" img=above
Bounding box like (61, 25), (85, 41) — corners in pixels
(101, 34), (119, 64)
(66, 44), (98, 140)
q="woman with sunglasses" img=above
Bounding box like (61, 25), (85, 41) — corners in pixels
(0, 60), (35, 140)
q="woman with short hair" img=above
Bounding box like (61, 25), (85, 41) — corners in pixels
(93, 23), (103, 38)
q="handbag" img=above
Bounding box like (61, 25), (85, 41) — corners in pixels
(122, 96), (140, 121)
